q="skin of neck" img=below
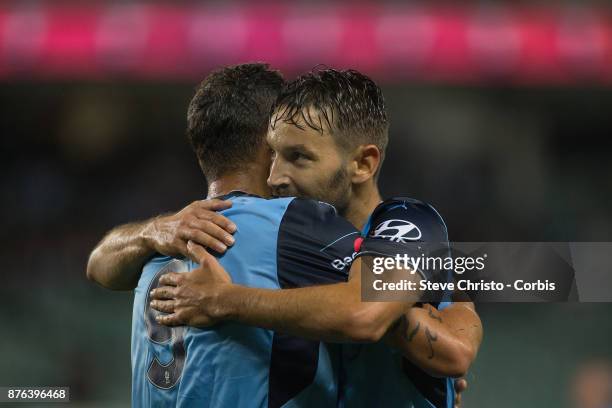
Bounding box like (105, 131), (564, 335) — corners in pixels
(206, 170), (269, 199)
(342, 178), (382, 231)
(206, 147), (271, 199)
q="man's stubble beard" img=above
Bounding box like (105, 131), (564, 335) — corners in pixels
(272, 165), (353, 216)
(324, 165), (352, 216)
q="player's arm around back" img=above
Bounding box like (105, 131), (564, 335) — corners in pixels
(151, 245), (416, 343)
(86, 199), (236, 290)
(229, 256), (415, 342)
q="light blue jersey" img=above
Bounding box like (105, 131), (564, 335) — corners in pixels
(131, 193), (456, 407)
(131, 192), (358, 407)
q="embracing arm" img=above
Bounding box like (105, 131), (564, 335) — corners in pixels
(150, 244), (480, 380)
(151, 248), (415, 343)
(86, 199), (236, 290)
(219, 258), (412, 342)
(219, 280), (482, 376)
(385, 302), (483, 378)
(87, 220), (157, 290)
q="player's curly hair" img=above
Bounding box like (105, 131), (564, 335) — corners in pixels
(271, 68), (389, 178)
(187, 63), (284, 181)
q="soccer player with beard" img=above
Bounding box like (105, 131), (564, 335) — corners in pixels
(89, 63), (374, 407)
(88, 66), (480, 407)
(149, 69), (483, 408)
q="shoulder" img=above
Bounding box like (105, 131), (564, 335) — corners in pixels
(219, 196), (296, 224)
(224, 195), (294, 210)
(278, 197), (356, 233)
(275, 198), (357, 285)
(366, 197), (448, 241)
(283, 197), (339, 218)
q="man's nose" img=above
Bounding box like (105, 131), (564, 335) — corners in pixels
(267, 172), (291, 193)
(267, 160), (291, 194)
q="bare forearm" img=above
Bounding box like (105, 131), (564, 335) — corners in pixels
(386, 303), (482, 378)
(87, 220), (155, 290)
(218, 282), (408, 343)
(87, 199), (236, 291)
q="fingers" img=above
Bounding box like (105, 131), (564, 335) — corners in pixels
(150, 285), (179, 300)
(196, 198), (232, 212)
(150, 299), (176, 313)
(187, 240), (219, 267)
(194, 202), (237, 234)
(182, 206), (237, 254)
(159, 272), (184, 287)
(190, 218), (235, 246)
(167, 200), (237, 258)
(155, 312), (184, 327)
(186, 241), (209, 264)
(188, 241), (231, 283)
(182, 221), (233, 253)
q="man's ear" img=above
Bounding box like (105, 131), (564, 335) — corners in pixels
(350, 144), (381, 184)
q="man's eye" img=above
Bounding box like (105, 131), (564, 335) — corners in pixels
(290, 152), (308, 162)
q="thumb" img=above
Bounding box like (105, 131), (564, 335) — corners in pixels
(186, 240), (211, 264)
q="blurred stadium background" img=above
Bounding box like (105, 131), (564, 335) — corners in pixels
(1, 1), (611, 407)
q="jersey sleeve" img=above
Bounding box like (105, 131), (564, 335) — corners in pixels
(355, 197), (451, 283)
(276, 198), (360, 288)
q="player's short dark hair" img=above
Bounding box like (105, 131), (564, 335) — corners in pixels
(187, 63), (284, 181)
(271, 68), (389, 176)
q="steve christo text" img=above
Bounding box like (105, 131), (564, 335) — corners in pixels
(371, 254), (557, 292)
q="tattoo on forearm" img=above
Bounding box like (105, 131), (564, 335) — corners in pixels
(405, 321), (420, 342)
(395, 315), (421, 343)
(425, 327), (438, 359)
(427, 307), (442, 323)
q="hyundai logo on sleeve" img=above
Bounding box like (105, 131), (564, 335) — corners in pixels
(372, 219), (422, 242)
